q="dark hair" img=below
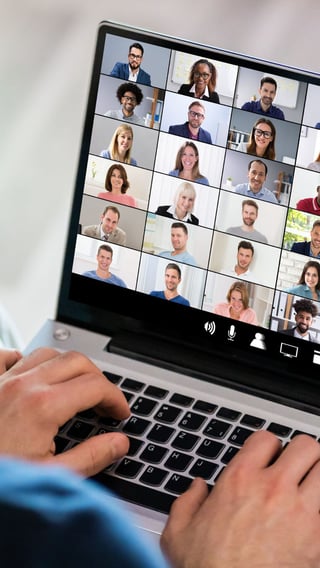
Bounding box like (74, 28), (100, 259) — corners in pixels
(189, 58), (217, 92)
(237, 240), (254, 255)
(247, 118), (276, 160)
(242, 199), (258, 212)
(129, 42), (144, 56)
(293, 298), (318, 318)
(102, 205), (120, 219)
(298, 261), (320, 291)
(226, 281), (249, 310)
(248, 159), (268, 176)
(171, 222), (188, 235)
(116, 82), (143, 105)
(97, 244), (113, 256)
(260, 76), (278, 90)
(105, 163), (130, 194)
(312, 220), (320, 230)
(166, 263), (181, 278)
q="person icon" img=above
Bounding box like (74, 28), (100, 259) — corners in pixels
(250, 332), (267, 349)
(150, 263), (190, 306)
(109, 42), (151, 86)
(104, 83), (145, 126)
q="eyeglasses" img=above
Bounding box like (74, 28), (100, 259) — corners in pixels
(254, 128), (273, 139)
(122, 95), (137, 103)
(129, 53), (142, 59)
(189, 110), (205, 119)
(193, 72), (210, 80)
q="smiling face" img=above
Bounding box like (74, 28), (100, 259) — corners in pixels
(96, 249), (112, 272)
(193, 63), (211, 91)
(116, 130), (133, 155)
(110, 168), (124, 193)
(188, 104), (205, 129)
(230, 290), (244, 314)
(121, 91), (137, 115)
(176, 190), (195, 217)
(304, 266), (319, 290)
(128, 46), (143, 71)
(247, 161), (267, 193)
(181, 146), (198, 172)
(165, 268), (181, 292)
(101, 209), (119, 234)
(311, 225), (320, 251)
(242, 204), (258, 227)
(259, 81), (277, 109)
(171, 227), (188, 252)
(237, 247), (253, 271)
(253, 123), (273, 155)
(295, 311), (313, 335)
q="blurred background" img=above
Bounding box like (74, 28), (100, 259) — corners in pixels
(1, 0), (320, 347)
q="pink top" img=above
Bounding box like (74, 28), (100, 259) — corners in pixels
(97, 192), (136, 207)
(213, 302), (258, 325)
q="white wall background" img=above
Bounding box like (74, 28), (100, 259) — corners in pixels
(1, 0), (320, 346)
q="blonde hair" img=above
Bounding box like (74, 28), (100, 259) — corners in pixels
(108, 124), (134, 164)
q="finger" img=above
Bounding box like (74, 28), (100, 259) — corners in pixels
(48, 432), (130, 477)
(162, 477), (208, 537)
(223, 430), (282, 474)
(270, 434), (320, 484)
(299, 459), (320, 512)
(0, 349), (22, 374)
(5, 349), (102, 386)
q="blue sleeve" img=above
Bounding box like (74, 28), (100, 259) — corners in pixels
(0, 458), (169, 568)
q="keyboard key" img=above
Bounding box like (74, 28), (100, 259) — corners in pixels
(122, 378), (145, 392)
(123, 416), (151, 436)
(193, 400), (217, 414)
(144, 385), (168, 399)
(67, 420), (94, 440)
(240, 414), (266, 429)
(140, 443), (168, 464)
(102, 371), (122, 384)
(77, 408), (97, 420)
(204, 419), (232, 439)
(54, 436), (69, 454)
(165, 451), (193, 472)
(291, 430), (317, 439)
(179, 411), (206, 431)
(127, 437), (144, 456)
(170, 393), (194, 407)
(189, 459), (218, 480)
(171, 431), (200, 451)
(196, 439), (225, 459)
(221, 446), (239, 464)
(99, 416), (121, 428)
(154, 404), (182, 423)
(165, 473), (193, 495)
(115, 458), (143, 478)
(228, 426), (253, 446)
(131, 396), (158, 416)
(147, 423), (175, 443)
(122, 391), (134, 403)
(216, 407), (241, 421)
(267, 422), (292, 438)
(140, 466), (168, 487)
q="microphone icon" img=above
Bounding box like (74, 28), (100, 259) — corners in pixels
(228, 324), (236, 341)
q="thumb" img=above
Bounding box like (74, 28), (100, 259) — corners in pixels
(48, 432), (129, 477)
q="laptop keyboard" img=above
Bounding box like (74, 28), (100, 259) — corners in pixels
(55, 370), (312, 515)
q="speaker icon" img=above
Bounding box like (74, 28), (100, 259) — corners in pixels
(204, 321), (216, 335)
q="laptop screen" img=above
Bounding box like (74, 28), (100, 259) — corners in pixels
(58, 21), (320, 388)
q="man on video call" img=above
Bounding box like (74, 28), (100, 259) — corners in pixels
(168, 101), (212, 144)
(241, 76), (285, 120)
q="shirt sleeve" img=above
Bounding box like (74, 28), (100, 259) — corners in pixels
(0, 457), (169, 568)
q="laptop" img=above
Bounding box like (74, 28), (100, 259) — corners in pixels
(26, 20), (320, 541)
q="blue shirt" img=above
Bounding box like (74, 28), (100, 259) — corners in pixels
(285, 283), (320, 301)
(150, 290), (190, 306)
(158, 250), (198, 266)
(83, 270), (127, 288)
(235, 182), (278, 204)
(169, 169), (209, 186)
(0, 457), (168, 568)
(241, 99), (285, 120)
(100, 149), (137, 167)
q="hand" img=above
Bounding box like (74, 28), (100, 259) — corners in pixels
(161, 430), (320, 568)
(0, 348), (22, 374)
(0, 347), (130, 477)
